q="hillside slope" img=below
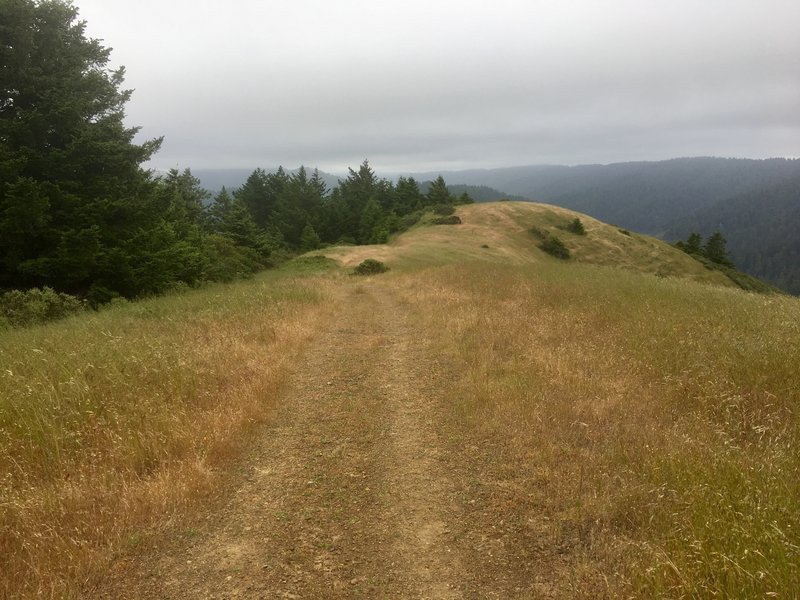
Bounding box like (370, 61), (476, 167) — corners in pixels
(319, 201), (740, 289)
(4, 201), (798, 599)
(408, 158), (800, 294)
(666, 176), (800, 294)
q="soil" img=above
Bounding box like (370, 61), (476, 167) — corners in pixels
(94, 279), (574, 599)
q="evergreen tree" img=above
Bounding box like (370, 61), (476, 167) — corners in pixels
(162, 168), (209, 228)
(235, 168), (272, 228)
(209, 187), (263, 249)
(0, 0), (203, 297)
(426, 175), (452, 206)
(703, 231), (733, 266)
(299, 223), (321, 251)
(685, 232), (703, 254)
(395, 176), (423, 215)
(358, 197), (383, 244)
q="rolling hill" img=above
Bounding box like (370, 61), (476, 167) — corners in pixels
(407, 158), (800, 294)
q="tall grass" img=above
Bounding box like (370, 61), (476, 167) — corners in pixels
(399, 261), (800, 598)
(0, 269), (333, 598)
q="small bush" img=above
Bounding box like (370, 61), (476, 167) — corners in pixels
(398, 211), (424, 232)
(433, 204), (455, 216)
(431, 215), (462, 225)
(285, 255), (338, 272)
(481, 244), (490, 249)
(539, 235), (571, 259)
(619, 229), (631, 236)
(564, 217), (586, 235)
(353, 258), (389, 275)
(0, 287), (85, 327)
(529, 226), (547, 240)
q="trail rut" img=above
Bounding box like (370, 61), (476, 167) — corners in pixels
(97, 282), (465, 598)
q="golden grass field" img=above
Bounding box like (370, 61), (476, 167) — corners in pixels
(2, 202), (798, 598)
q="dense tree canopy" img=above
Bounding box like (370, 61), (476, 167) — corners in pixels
(0, 1), (467, 305)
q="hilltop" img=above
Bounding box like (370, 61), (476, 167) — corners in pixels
(319, 201), (764, 291)
(405, 158), (800, 294)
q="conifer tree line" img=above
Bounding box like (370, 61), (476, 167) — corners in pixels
(0, 0), (469, 305)
(675, 231), (734, 267)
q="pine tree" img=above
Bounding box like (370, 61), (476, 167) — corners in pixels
(426, 175), (452, 206)
(685, 232), (703, 254)
(0, 0), (202, 297)
(299, 223), (321, 251)
(703, 231), (733, 266)
(395, 176), (423, 215)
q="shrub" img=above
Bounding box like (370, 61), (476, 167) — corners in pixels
(529, 226), (547, 240)
(398, 211), (423, 232)
(431, 215), (462, 225)
(353, 259), (389, 275)
(201, 234), (264, 283)
(564, 217), (586, 235)
(539, 235), (571, 259)
(0, 287), (85, 327)
(433, 204), (455, 216)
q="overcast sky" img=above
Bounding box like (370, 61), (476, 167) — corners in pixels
(76, 0), (800, 173)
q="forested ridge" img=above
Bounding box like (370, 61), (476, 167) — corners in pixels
(0, 0), (466, 314)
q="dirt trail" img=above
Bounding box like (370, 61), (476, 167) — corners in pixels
(96, 276), (574, 599)
(97, 280), (468, 599)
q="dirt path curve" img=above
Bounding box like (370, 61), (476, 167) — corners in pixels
(97, 279), (467, 599)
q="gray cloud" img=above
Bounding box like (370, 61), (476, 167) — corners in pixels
(77, 0), (800, 173)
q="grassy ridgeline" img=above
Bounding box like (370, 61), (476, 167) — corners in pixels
(397, 260), (800, 598)
(3, 200), (798, 598)
(0, 267), (334, 598)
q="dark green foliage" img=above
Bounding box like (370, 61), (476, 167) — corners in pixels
(703, 232), (734, 267)
(299, 223), (322, 251)
(528, 227), (547, 240)
(433, 204), (456, 216)
(456, 191), (474, 205)
(539, 235), (571, 259)
(619, 229), (631, 236)
(676, 232), (703, 255)
(677, 232), (778, 293)
(398, 210), (424, 232)
(426, 175), (453, 206)
(200, 235), (263, 283)
(431, 215), (462, 225)
(676, 231), (733, 267)
(564, 217), (586, 235)
(0, 287), (84, 327)
(283, 255), (337, 272)
(0, 0), (219, 300)
(353, 258), (389, 275)
(1, 1), (479, 308)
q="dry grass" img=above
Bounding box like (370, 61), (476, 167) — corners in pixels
(395, 260), (800, 598)
(0, 269), (335, 599)
(3, 201), (795, 598)
(319, 202), (737, 289)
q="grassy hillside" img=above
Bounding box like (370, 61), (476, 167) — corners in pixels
(2, 202), (797, 598)
(320, 201), (742, 288)
(409, 158), (800, 295)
